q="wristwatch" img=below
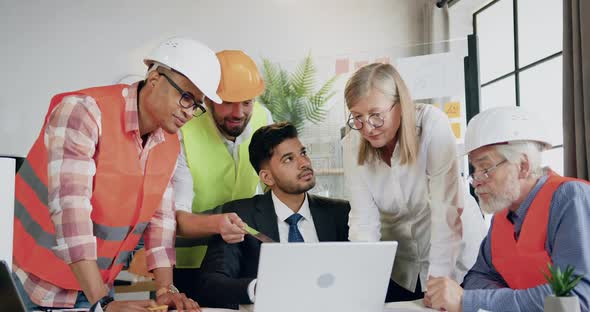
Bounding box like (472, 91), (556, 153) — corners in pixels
(90, 295), (114, 312)
(156, 284), (180, 297)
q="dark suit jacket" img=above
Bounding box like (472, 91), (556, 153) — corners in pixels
(197, 191), (350, 309)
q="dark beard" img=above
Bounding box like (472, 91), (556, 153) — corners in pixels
(280, 179), (316, 195)
(215, 114), (252, 138)
(220, 122), (246, 138)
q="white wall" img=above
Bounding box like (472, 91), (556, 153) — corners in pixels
(0, 158), (15, 268)
(0, 0), (429, 157)
(448, 0), (493, 55)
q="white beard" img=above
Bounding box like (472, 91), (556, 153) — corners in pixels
(476, 168), (521, 214)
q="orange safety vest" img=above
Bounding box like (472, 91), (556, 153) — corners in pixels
(13, 84), (179, 290)
(491, 173), (588, 289)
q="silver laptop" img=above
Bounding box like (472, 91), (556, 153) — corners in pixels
(0, 260), (26, 312)
(254, 241), (397, 312)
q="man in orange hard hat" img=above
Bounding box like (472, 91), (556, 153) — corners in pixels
(171, 50), (273, 301)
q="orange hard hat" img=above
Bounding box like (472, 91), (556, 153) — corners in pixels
(215, 50), (265, 103)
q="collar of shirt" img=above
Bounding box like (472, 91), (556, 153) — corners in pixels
(271, 191), (311, 224)
(507, 173), (550, 236)
(124, 81), (165, 144)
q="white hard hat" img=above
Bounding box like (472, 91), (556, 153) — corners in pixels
(144, 37), (222, 104)
(464, 106), (553, 155)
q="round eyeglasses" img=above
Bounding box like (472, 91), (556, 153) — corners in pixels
(159, 72), (207, 117)
(346, 102), (397, 131)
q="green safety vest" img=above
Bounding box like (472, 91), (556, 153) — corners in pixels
(176, 101), (269, 268)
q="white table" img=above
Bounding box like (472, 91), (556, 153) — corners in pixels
(36, 300), (501, 312)
(34, 300), (436, 312)
(201, 300), (436, 312)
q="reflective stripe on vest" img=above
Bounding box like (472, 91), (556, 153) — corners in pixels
(15, 193), (148, 268)
(13, 84), (179, 290)
(491, 172), (589, 289)
(176, 101), (269, 268)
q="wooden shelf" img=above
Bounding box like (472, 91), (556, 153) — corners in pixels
(314, 168), (344, 176)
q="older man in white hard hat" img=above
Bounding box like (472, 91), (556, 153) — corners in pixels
(424, 106), (590, 312)
(11, 37), (219, 312)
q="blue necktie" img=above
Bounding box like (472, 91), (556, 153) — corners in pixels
(285, 213), (305, 242)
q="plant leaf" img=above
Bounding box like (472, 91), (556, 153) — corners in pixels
(290, 53), (315, 97)
(544, 263), (583, 296)
(258, 54), (336, 130)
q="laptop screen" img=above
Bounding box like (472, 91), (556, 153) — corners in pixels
(254, 241), (397, 312)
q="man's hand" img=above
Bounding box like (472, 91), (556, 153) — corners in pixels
(104, 299), (158, 311)
(156, 292), (200, 312)
(216, 213), (246, 243)
(425, 276), (464, 312)
(423, 291), (432, 308)
(176, 211), (246, 240)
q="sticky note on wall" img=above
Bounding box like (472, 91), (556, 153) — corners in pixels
(375, 57), (390, 64)
(451, 122), (461, 139)
(444, 101), (460, 119)
(354, 61), (369, 70)
(335, 58), (350, 75)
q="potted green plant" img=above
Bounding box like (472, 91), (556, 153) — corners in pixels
(259, 54), (338, 133)
(543, 263), (582, 312)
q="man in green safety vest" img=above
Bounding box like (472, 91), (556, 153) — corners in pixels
(172, 50), (273, 301)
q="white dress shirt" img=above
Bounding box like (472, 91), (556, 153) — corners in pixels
(342, 103), (487, 292)
(173, 107), (273, 213)
(248, 191), (320, 301)
(272, 191), (319, 243)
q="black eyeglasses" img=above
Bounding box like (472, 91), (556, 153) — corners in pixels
(159, 72), (207, 117)
(346, 102), (397, 131)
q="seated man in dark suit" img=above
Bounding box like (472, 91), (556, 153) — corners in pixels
(196, 121), (350, 309)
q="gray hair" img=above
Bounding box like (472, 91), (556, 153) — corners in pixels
(494, 141), (544, 178)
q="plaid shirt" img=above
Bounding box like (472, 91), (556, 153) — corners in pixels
(14, 82), (177, 307)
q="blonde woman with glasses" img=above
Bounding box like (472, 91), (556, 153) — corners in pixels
(342, 63), (487, 302)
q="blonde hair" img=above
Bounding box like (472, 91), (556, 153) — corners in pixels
(344, 63), (418, 166)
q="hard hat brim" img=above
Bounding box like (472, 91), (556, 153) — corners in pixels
(144, 59), (222, 104)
